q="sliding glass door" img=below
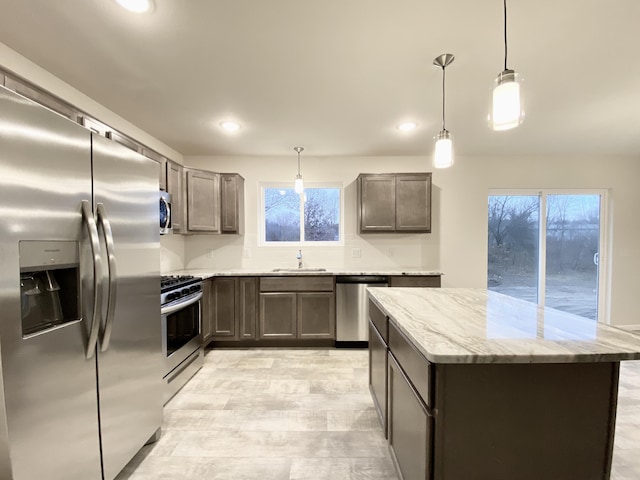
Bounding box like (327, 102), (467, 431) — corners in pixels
(488, 191), (607, 321)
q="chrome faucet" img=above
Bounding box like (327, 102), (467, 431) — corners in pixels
(296, 249), (303, 269)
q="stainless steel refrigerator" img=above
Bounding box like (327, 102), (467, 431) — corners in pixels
(0, 86), (163, 479)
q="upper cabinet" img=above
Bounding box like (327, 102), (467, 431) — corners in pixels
(220, 173), (245, 234)
(185, 168), (220, 233)
(166, 160), (184, 233)
(140, 148), (167, 191)
(357, 173), (432, 233)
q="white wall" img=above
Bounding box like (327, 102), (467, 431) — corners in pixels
(166, 154), (640, 327)
(0, 42), (183, 163)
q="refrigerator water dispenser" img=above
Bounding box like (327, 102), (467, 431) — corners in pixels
(19, 240), (80, 337)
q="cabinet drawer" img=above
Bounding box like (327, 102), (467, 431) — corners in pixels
(260, 276), (334, 292)
(388, 275), (441, 288)
(368, 299), (388, 343)
(389, 321), (432, 407)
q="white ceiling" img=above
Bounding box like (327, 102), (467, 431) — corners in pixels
(1, 0), (639, 158)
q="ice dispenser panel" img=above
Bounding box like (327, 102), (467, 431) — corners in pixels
(19, 241), (80, 337)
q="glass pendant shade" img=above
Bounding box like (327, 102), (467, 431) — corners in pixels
(433, 130), (454, 169)
(294, 175), (304, 194)
(490, 70), (524, 131)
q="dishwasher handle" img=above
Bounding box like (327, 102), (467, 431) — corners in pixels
(335, 275), (388, 284)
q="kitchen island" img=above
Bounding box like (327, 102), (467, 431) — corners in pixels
(367, 287), (640, 480)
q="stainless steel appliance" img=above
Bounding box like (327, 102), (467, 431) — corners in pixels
(160, 190), (172, 235)
(336, 275), (388, 346)
(161, 275), (204, 404)
(0, 86), (163, 480)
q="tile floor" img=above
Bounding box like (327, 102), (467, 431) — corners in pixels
(116, 349), (640, 480)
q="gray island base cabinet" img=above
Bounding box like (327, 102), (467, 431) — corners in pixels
(368, 288), (640, 480)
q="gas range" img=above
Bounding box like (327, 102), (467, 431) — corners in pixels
(160, 275), (203, 307)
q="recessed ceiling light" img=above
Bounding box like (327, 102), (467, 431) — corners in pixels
(115, 0), (152, 13)
(397, 122), (418, 132)
(220, 121), (241, 132)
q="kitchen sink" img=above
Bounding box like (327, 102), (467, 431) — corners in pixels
(271, 268), (327, 272)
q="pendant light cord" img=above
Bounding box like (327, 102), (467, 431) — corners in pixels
(297, 151), (301, 176)
(441, 66), (446, 131)
(503, 0), (508, 70)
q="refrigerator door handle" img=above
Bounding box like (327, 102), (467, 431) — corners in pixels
(81, 200), (103, 359)
(97, 203), (117, 352)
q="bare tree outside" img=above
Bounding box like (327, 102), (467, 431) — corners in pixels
(488, 193), (601, 320)
(304, 188), (340, 241)
(488, 195), (540, 302)
(264, 187), (340, 243)
(265, 188), (300, 241)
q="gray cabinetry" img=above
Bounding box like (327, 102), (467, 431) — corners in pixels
(211, 277), (237, 338)
(388, 352), (432, 480)
(185, 168), (220, 233)
(395, 174), (432, 231)
(4, 74), (78, 121)
(166, 160), (184, 232)
(357, 173), (432, 233)
(297, 292), (335, 339)
(209, 277), (258, 343)
(259, 276), (335, 341)
(220, 173), (245, 234)
(141, 148), (167, 192)
(259, 292), (297, 338)
(368, 318), (388, 436)
(201, 279), (213, 343)
(358, 175), (396, 232)
(388, 275), (441, 288)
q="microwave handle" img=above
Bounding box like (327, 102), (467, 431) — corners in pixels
(81, 200), (103, 359)
(97, 203), (118, 352)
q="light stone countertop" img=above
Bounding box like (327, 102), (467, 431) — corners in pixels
(164, 268), (443, 278)
(368, 287), (640, 364)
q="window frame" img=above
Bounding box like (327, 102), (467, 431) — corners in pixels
(488, 188), (610, 323)
(259, 181), (345, 247)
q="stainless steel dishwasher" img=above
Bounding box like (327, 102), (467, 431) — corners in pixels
(336, 275), (388, 346)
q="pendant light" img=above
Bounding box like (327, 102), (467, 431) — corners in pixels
(489, 0), (524, 130)
(433, 53), (455, 169)
(293, 147), (304, 194)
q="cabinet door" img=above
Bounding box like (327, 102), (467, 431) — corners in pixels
(142, 148), (167, 192)
(239, 277), (257, 339)
(359, 175), (396, 232)
(388, 353), (432, 480)
(212, 277), (237, 338)
(220, 174), (244, 234)
(395, 174), (431, 232)
(297, 292), (335, 339)
(186, 169), (220, 232)
(369, 320), (388, 436)
(201, 279), (213, 344)
(388, 276), (440, 288)
(259, 293), (297, 338)
(166, 161), (183, 232)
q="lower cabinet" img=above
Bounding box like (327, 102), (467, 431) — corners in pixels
(259, 292), (297, 338)
(259, 292), (335, 340)
(201, 279), (213, 344)
(208, 277), (258, 343)
(258, 276), (336, 341)
(297, 292), (335, 339)
(368, 320), (388, 436)
(388, 352), (432, 480)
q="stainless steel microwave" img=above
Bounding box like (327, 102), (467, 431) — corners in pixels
(159, 191), (172, 235)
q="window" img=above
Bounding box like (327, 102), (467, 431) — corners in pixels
(488, 190), (607, 321)
(261, 184), (342, 244)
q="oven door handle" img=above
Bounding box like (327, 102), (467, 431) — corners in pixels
(97, 203), (117, 352)
(161, 291), (203, 316)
